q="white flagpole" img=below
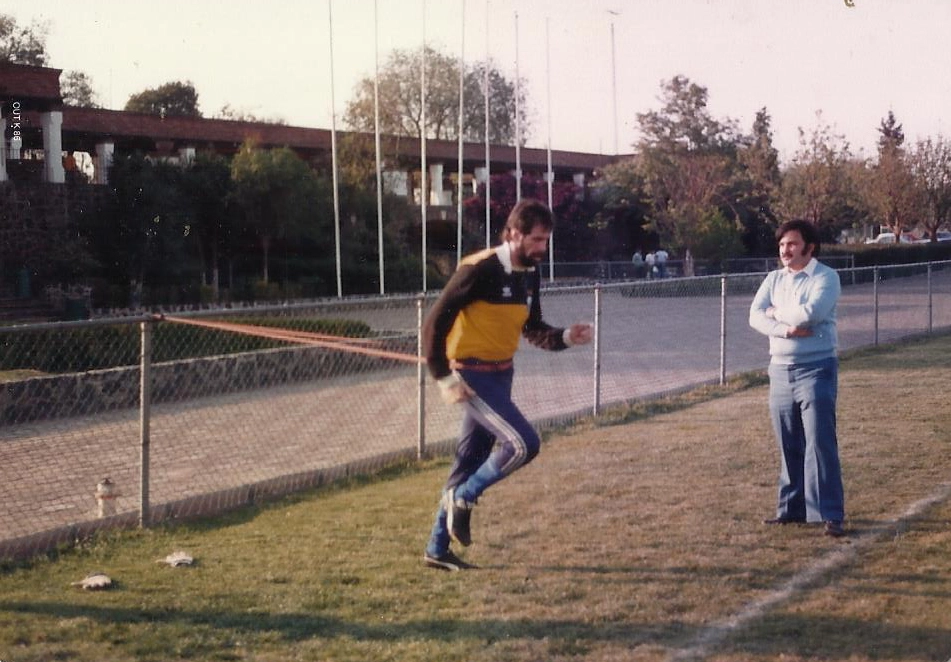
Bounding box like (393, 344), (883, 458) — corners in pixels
(456, 0), (466, 266)
(546, 16), (554, 283)
(420, 0), (428, 292)
(484, 0), (491, 248)
(328, 0), (343, 297)
(514, 11), (521, 202)
(610, 11), (619, 155)
(374, 0), (385, 294)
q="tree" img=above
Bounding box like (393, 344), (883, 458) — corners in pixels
(910, 136), (951, 241)
(213, 104), (286, 125)
(125, 81), (202, 117)
(179, 154), (234, 297)
(0, 13), (48, 65)
(865, 111), (921, 242)
(230, 141), (325, 284)
(778, 112), (860, 243)
(740, 108), (781, 204)
(593, 158), (652, 256)
(61, 70), (101, 108)
(464, 174), (588, 259)
(104, 153), (193, 297)
(633, 75), (744, 260)
(343, 46), (528, 145)
(732, 108), (783, 254)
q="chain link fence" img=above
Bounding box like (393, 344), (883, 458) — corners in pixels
(2, 260), (949, 559)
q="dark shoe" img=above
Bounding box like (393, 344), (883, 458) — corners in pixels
(764, 516), (806, 525)
(824, 520), (845, 537)
(443, 490), (474, 547)
(423, 550), (476, 571)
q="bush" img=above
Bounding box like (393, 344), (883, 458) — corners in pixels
(0, 316), (374, 374)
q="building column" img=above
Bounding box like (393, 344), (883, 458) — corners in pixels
(94, 141), (114, 185)
(0, 117), (7, 182)
(429, 162), (445, 205)
(41, 110), (66, 183)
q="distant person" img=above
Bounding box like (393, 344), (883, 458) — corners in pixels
(655, 247), (669, 278)
(631, 250), (645, 278)
(421, 199), (593, 570)
(645, 251), (656, 279)
(684, 248), (695, 277)
(749, 219), (846, 538)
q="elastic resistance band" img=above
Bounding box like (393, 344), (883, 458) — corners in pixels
(163, 315), (423, 364)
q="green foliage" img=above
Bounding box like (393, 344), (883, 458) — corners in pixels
(848, 240), (951, 267)
(343, 45), (528, 145)
(124, 80), (202, 117)
(629, 75), (751, 257)
(0, 13), (48, 65)
(778, 113), (866, 241)
(687, 208), (744, 262)
(60, 70), (101, 108)
(230, 140), (332, 285)
(0, 317), (373, 373)
(464, 174), (591, 258)
(101, 152), (194, 289)
(910, 136), (951, 239)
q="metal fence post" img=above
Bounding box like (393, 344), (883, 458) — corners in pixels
(139, 318), (152, 528)
(873, 267), (880, 346)
(593, 284), (602, 417)
(719, 276), (728, 385)
(927, 263), (933, 334)
(417, 295), (426, 459)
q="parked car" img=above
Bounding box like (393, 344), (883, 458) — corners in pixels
(915, 230), (951, 243)
(865, 232), (916, 244)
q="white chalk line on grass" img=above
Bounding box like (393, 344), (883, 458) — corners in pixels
(666, 480), (951, 662)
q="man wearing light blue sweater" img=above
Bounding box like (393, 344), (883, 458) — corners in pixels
(749, 219), (846, 537)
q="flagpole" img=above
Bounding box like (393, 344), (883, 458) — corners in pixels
(609, 11), (619, 155)
(545, 16), (554, 283)
(514, 11), (521, 202)
(328, 0), (343, 297)
(374, 0), (385, 294)
(456, 0), (466, 266)
(484, 0), (491, 249)
(420, 0), (428, 292)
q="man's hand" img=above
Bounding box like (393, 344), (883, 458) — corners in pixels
(786, 326), (813, 338)
(568, 323), (594, 346)
(437, 372), (474, 405)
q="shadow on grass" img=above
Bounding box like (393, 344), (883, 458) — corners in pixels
(4, 599), (951, 660)
(720, 613), (951, 661)
(0, 599), (688, 649)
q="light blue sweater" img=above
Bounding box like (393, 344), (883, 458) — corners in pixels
(749, 258), (840, 365)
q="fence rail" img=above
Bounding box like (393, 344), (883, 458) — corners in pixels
(1, 260), (949, 559)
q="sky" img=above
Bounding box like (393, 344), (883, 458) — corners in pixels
(5, 0), (951, 163)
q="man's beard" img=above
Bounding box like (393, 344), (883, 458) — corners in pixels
(513, 244), (544, 267)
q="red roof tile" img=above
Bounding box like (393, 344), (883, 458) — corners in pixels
(0, 62), (63, 103)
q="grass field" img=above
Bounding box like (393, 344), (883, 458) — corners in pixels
(1, 334), (950, 662)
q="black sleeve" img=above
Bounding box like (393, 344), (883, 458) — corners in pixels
(522, 269), (568, 352)
(422, 263), (480, 380)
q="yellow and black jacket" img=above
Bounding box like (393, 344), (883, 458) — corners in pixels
(423, 242), (567, 380)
